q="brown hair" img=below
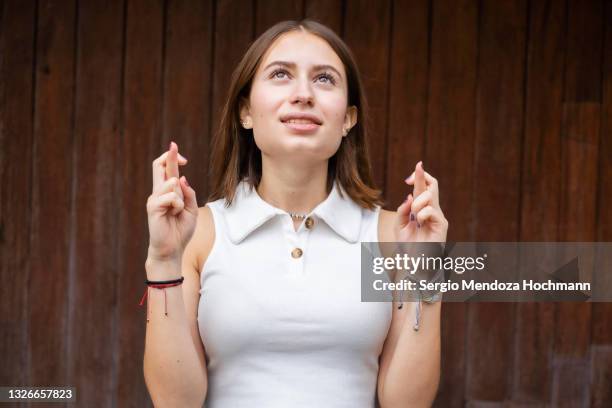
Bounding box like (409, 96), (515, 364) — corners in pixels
(207, 19), (384, 210)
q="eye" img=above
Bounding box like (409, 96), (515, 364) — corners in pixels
(271, 68), (289, 80)
(270, 68), (337, 86)
(316, 72), (337, 85)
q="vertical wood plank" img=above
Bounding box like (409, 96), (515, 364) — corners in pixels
(551, 357), (591, 407)
(117, 0), (164, 406)
(255, 0), (303, 36)
(304, 0), (342, 34)
(554, 103), (599, 357)
(209, 0), (254, 144)
(515, 0), (566, 402)
(591, 0), (612, 403)
(68, 1), (124, 405)
(590, 346), (612, 407)
(426, 0), (478, 242)
(427, 0), (478, 406)
(592, 0), (612, 347)
(0, 1), (36, 400)
(385, 0), (429, 208)
(343, 0), (392, 194)
(28, 0), (75, 390)
(466, 0), (527, 402)
(163, 0), (213, 201)
(553, 0), (603, 405)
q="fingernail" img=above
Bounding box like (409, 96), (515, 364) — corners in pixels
(169, 141), (173, 150)
(184, 176), (190, 187)
(404, 174), (414, 182)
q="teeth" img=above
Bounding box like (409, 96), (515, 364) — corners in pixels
(286, 119), (317, 124)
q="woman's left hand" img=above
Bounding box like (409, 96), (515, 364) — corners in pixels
(395, 161), (448, 243)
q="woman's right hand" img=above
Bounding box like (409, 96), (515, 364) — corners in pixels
(146, 141), (199, 262)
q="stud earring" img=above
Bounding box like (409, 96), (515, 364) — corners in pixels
(241, 119), (251, 129)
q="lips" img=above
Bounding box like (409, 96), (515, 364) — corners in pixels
(279, 113), (323, 125)
(284, 118), (319, 124)
(282, 121), (321, 134)
(280, 112), (322, 134)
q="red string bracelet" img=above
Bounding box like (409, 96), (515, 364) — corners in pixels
(138, 277), (184, 322)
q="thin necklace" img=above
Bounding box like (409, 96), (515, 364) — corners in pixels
(255, 185), (309, 219)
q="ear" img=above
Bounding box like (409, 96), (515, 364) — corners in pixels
(239, 97), (252, 127)
(342, 106), (358, 136)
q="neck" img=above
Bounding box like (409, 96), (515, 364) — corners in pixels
(256, 157), (330, 215)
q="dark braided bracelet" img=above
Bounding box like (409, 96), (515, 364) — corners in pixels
(145, 276), (184, 285)
(139, 276), (185, 322)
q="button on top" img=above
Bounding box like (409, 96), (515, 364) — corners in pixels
(291, 247), (303, 258)
(304, 216), (315, 229)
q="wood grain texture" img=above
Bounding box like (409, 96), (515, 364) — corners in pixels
(466, 0), (527, 402)
(590, 345), (612, 407)
(209, 0), (255, 147)
(591, 0), (612, 404)
(68, 0), (124, 405)
(552, 0), (603, 404)
(29, 0), (75, 391)
(342, 0), (392, 193)
(427, 0), (477, 405)
(515, 0), (566, 402)
(117, 1), (164, 407)
(305, 0), (342, 34)
(255, 0), (303, 37)
(0, 2), (36, 402)
(162, 0), (213, 201)
(385, 0), (429, 208)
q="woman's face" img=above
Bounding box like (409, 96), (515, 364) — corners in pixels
(241, 30), (357, 164)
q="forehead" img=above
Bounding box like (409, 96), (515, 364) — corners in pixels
(258, 31), (345, 76)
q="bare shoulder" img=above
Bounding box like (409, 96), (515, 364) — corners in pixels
(377, 208), (396, 242)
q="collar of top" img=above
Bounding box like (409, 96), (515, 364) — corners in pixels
(224, 179), (363, 245)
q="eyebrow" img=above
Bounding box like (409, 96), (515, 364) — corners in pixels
(263, 60), (343, 79)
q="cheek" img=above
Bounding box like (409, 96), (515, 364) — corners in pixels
(320, 94), (349, 127)
(249, 85), (285, 118)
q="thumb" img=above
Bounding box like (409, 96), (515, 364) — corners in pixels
(180, 176), (198, 214)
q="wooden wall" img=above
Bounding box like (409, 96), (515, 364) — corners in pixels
(0, 0), (610, 406)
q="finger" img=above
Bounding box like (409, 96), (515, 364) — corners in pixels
(147, 191), (184, 214)
(152, 150), (188, 192)
(165, 141), (181, 180)
(396, 193), (413, 228)
(414, 161), (427, 198)
(415, 205), (445, 227)
(406, 165), (439, 207)
(180, 176), (198, 215)
(405, 169), (438, 188)
(154, 177), (180, 196)
(410, 190), (433, 214)
(152, 150), (188, 166)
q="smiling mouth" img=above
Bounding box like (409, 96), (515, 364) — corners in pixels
(283, 119), (319, 124)
(281, 120), (321, 133)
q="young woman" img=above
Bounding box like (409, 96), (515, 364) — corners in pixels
(143, 19), (448, 407)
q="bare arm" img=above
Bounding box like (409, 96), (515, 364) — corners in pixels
(143, 205), (213, 407)
(376, 209), (441, 408)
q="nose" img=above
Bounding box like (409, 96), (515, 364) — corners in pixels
(290, 76), (314, 106)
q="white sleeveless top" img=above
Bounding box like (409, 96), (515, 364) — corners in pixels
(197, 179), (392, 407)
